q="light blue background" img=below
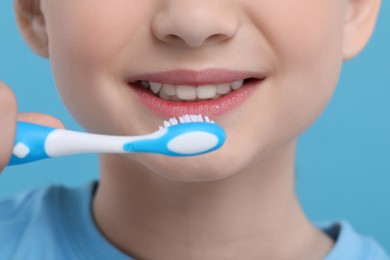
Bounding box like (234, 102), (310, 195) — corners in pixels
(1, 0), (389, 253)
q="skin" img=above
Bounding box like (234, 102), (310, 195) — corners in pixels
(0, 0), (381, 258)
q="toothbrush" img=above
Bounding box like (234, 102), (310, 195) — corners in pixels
(8, 114), (225, 166)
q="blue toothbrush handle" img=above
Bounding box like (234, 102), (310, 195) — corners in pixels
(7, 119), (226, 166)
(9, 122), (56, 166)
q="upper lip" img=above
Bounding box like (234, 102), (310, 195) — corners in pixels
(127, 69), (267, 86)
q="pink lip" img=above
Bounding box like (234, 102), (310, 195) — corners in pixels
(127, 69), (266, 118)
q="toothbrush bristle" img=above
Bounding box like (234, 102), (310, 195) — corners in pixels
(160, 114), (215, 129)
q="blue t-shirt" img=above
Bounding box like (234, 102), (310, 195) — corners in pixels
(0, 181), (388, 260)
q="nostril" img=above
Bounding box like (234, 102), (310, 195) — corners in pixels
(207, 33), (230, 43)
(151, 3), (240, 49)
(157, 31), (234, 48)
(163, 34), (184, 44)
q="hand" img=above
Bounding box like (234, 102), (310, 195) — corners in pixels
(0, 81), (64, 172)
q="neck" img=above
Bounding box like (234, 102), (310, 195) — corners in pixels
(93, 140), (333, 259)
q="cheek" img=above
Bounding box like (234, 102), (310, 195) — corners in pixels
(237, 2), (347, 156)
(42, 1), (155, 133)
(267, 1), (346, 123)
(262, 1), (345, 65)
(44, 1), (143, 68)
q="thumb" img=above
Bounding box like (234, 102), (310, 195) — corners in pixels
(17, 113), (65, 129)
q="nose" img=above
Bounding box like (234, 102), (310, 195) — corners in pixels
(152, 0), (240, 48)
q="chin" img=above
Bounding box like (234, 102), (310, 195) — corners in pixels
(137, 151), (244, 183)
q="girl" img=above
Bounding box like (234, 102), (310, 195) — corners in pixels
(0, 0), (388, 259)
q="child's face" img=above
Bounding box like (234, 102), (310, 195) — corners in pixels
(23, 1), (374, 181)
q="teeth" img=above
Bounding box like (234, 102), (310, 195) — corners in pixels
(140, 79), (247, 101)
(150, 82), (162, 94)
(170, 95), (182, 101)
(161, 84), (176, 96)
(197, 84), (217, 99)
(212, 94), (222, 100)
(159, 90), (171, 100)
(216, 83), (231, 94)
(140, 81), (150, 88)
(176, 85), (197, 100)
(231, 80), (244, 90)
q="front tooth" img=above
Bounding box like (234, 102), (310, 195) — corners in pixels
(216, 83), (231, 94)
(231, 80), (244, 90)
(176, 85), (197, 100)
(197, 85), (217, 99)
(161, 84), (176, 96)
(150, 82), (162, 94)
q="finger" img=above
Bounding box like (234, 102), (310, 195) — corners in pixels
(0, 81), (18, 170)
(17, 113), (65, 129)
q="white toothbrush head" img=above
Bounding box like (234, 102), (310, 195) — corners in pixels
(160, 114), (215, 130)
(125, 114), (226, 156)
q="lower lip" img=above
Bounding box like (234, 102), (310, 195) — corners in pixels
(129, 79), (263, 118)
